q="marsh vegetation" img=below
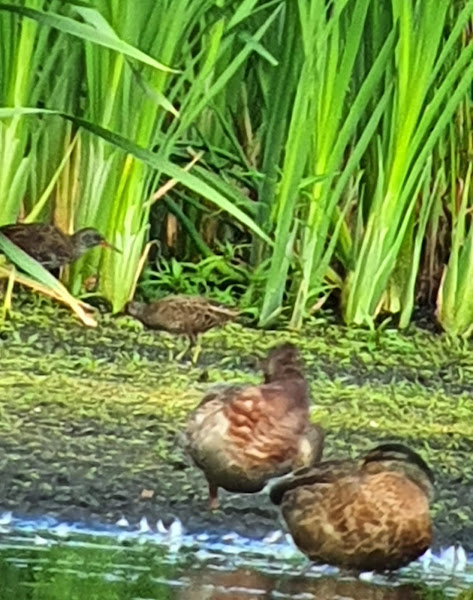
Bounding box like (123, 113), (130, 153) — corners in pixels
(1, 1), (473, 334)
(1, 1), (473, 598)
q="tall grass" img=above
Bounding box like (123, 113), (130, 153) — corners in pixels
(2, 0), (473, 335)
(0, 0), (79, 224)
(65, 0), (225, 308)
(257, 0), (394, 326)
(437, 92), (473, 336)
(343, 0), (473, 326)
(0, 1), (276, 312)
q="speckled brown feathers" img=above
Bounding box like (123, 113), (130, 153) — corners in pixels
(184, 343), (324, 509)
(0, 222), (118, 270)
(270, 443), (434, 572)
(126, 295), (239, 343)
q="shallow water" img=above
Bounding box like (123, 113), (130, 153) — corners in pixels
(0, 514), (472, 600)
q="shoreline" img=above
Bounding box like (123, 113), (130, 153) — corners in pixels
(0, 301), (472, 549)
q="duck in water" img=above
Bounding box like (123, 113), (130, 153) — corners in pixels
(270, 442), (434, 572)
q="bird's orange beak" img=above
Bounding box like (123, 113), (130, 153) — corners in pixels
(100, 240), (122, 253)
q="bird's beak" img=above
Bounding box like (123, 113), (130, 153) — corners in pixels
(100, 240), (122, 253)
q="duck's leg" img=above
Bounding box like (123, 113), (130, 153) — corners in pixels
(208, 481), (219, 511)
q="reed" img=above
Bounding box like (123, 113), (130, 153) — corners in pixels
(257, 0), (394, 326)
(2, 0), (473, 336)
(437, 94), (473, 336)
(343, 0), (473, 326)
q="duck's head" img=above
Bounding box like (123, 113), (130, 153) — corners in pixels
(261, 342), (305, 382)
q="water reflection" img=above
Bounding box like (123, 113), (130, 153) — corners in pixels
(0, 543), (176, 600)
(0, 533), (461, 600)
(177, 567), (433, 600)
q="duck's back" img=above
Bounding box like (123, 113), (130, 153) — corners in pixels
(185, 379), (312, 493)
(280, 469), (432, 571)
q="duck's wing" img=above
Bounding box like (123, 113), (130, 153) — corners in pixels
(197, 384), (247, 407)
(183, 384), (247, 445)
(270, 459), (358, 505)
(185, 382), (303, 466)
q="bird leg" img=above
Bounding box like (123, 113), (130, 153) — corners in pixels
(175, 333), (201, 364)
(208, 481), (219, 511)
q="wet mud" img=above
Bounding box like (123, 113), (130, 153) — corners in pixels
(0, 302), (472, 550)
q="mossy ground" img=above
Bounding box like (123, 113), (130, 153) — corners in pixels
(0, 295), (472, 549)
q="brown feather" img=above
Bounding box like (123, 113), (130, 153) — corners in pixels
(270, 443), (434, 572)
(183, 343), (324, 508)
(0, 222), (115, 269)
(126, 295), (238, 342)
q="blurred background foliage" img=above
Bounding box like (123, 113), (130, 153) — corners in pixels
(1, 0), (473, 335)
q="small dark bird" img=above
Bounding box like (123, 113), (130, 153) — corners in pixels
(126, 295), (239, 362)
(184, 343), (324, 509)
(0, 222), (119, 270)
(270, 443), (434, 572)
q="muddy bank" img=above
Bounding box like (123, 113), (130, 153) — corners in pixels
(0, 300), (472, 548)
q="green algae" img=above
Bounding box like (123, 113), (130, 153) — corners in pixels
(0, 532), (457, 600)
(0, 297), (472, 549)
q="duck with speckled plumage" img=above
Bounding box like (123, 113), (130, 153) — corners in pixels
(183, 343), (324, 509)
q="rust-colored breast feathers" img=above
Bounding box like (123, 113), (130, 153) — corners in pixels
(185, 376), (317, 495)
(184, 342), (323, 504)
(223, 386), (308, 470)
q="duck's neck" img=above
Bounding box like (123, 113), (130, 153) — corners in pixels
(270, 370), (309, 406)
(266, 365), (305, 383)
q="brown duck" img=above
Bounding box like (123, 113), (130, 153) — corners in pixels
(126, 295), (239, 361)
(184, 343), (324, 510)
(0, 222), (119, 270)
(270, 443), (434, 572)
